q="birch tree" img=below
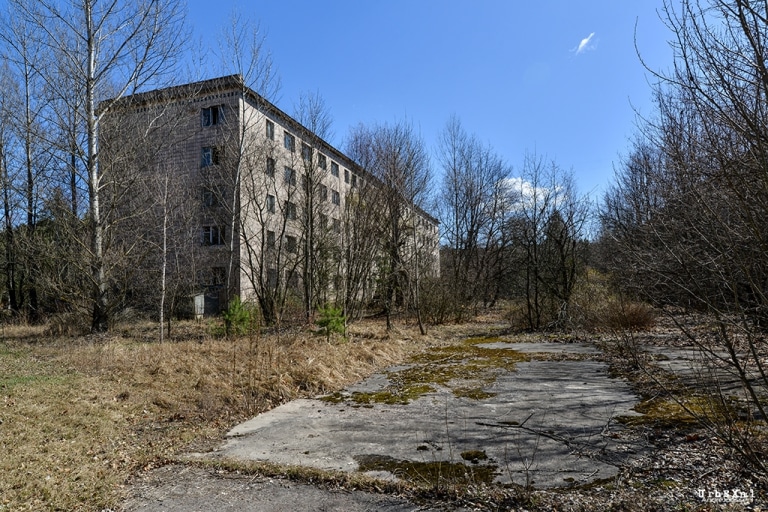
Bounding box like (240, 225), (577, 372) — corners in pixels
(14, 0), (186, 331)
(293, 91), (334, 321)
(210, 13), (288, 325)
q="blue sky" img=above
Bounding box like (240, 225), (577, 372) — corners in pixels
(186, 1), (673, 200)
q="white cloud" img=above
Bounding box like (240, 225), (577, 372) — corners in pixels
(502, 177), (554, 210)
(573, 32), (596, 55)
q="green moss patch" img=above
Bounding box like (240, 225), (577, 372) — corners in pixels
(355, 454), (498, 486)
(617, 395), (733, 428)
(348, 384), (437, 405)
(321, 336), (528, 405)
(460, 450), (488, 463)
(462, 336), (505, 346)
(452, 387), (497, 400)
(319, 391), (345, 404)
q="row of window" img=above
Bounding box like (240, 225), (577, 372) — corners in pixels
(203, 112), (363, 188)
(264, 195), (297, 219)
(204, 148), (357, 191)
(264, 192), (338, 218)
(265, 231), (297, 253)
(265, 268), (299, 290)
(203, 180), (341, 215)
(265, 119), (360, 185)
(209, 264), (378, 293)
(264, 221), (341, 255)
(201, 265), (338, 293)
(202, 217), (339, 249)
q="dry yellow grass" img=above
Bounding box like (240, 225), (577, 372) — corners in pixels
(0, 319), (447, 511)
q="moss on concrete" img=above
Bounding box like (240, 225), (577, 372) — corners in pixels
(321, 335), (527, 405)
(460, 450), (488, 463)
(355, 453), (498, 486)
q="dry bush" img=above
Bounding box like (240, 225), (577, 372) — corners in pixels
(504, 300), (531, 330)
(0, 322), (47, 340)
(569, 269), (656, 332)
(600, 301), (656, 331)
(43, 312), (90, 337)
(419, 276), (465, 324)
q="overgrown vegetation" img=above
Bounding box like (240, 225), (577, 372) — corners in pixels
(0, 319), (424, 511)
(321, 335), (528, 406)
(221, 295), (255, 337)
(598, 0), (768, 483)
(0, 0), (766, 506)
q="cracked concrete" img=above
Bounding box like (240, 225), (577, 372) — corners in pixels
(203, 340), (649, 489)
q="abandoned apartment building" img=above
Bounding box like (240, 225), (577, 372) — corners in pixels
(104, 75), (439, 316)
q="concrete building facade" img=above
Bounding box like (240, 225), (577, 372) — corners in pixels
(105, 75), (439, 319)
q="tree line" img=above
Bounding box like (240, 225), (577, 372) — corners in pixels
(0, 0), (595, 335)
(599, 0), (768, 477)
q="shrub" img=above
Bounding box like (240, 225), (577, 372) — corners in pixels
(222, 296), (254, 337)
(569, 269), (656, 331)
(420, 276), (467, 324)
(45, 312), (89, 337)
(315, 304), (345, 342)
(601, 300), (656, 331)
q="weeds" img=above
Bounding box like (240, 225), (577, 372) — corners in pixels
(0, 319), (420, 511)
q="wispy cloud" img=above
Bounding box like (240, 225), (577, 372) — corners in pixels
(573, 32), (596, 55)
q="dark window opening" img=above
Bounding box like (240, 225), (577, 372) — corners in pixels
(201, 146), (222, 167)
(284, 132), (295, 152)
(202, 225), (225, 246)
(202, 105), (224, 127)
(284, 166), (296, 186)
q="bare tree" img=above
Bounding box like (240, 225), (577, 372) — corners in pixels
(14, 0), (186, 331)
(209, 14), (291, 325)
(347, 121), (433, 331)
(0, 1), (56, 320)
(142, 159), (198, 342)
(437, 116), (513, 316)
(601, 0), (768, 478)
(511, 153), (589, 330)
(293, 91), (334, 322)
(341, 131), (385, 322)
(0, 62), (21, 315)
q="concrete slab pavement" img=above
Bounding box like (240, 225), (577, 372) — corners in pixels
(204, 341), (649, 489)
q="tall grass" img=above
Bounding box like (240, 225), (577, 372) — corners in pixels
(0, 319), (420, 511)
